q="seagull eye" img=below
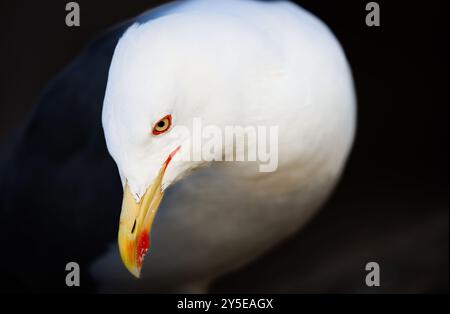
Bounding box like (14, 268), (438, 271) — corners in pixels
(152, 114), (172, 135)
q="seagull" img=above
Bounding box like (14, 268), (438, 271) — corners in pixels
(95, 0), (356, 292)
(0, 0), (355, 293)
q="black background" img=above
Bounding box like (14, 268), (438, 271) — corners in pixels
(0, 0), (448, 293)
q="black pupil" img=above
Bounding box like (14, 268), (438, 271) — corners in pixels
(157, 120), (166, 128)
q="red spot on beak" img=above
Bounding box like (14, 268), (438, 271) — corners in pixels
(137, 230), (150, 267)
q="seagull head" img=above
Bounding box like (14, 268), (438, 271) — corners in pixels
(102, 15), (270, 277)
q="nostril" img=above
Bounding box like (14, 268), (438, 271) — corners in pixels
(131, 219), (137, 234)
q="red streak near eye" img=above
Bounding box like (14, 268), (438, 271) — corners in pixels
(163, 145), (181, 172)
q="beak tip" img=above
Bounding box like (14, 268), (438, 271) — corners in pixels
(126, 265), (142, 279)
(132, 270), (142, 279)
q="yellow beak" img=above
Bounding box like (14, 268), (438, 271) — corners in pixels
(118, 166), (165, 278)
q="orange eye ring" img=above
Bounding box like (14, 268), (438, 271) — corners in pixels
(152, 114), (172, 135)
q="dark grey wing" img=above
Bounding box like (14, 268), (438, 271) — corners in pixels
(0, 22), (131, 292)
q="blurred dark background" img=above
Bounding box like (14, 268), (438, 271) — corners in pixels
(0, 0), (448, 293)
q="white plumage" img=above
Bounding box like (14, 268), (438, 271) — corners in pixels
(94, 0), (356, 292)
